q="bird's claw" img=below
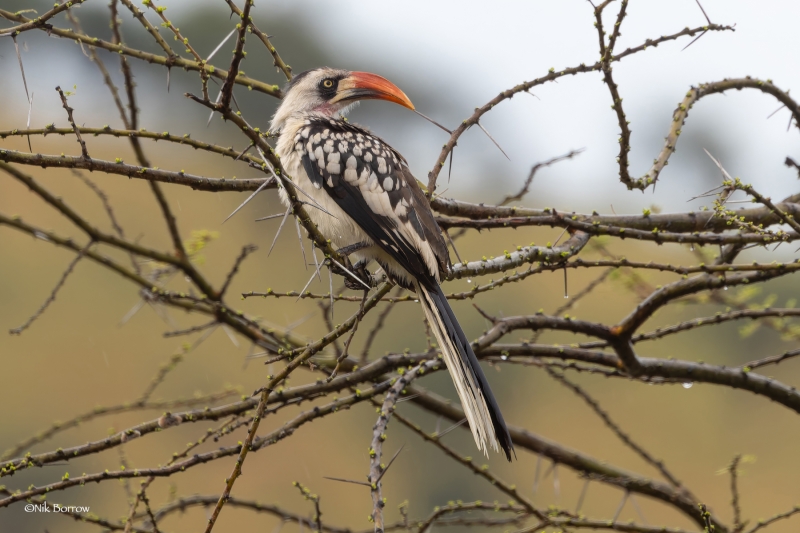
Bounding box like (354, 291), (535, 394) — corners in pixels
(330, 256), (373, 290)
(337, 241), (370, 256)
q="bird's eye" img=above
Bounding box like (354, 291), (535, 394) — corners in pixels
(322, 79), (334, 88)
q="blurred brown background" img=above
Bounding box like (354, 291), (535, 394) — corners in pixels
(1, 1), (799, 532)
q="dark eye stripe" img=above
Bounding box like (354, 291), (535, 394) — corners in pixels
(319, 77), (339, 99)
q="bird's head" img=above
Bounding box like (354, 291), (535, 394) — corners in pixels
(270, 67), (414, 132)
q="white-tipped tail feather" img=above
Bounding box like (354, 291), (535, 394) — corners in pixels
(415, 281), (514, 460)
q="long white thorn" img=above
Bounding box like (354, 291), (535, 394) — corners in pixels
(575, 479), (590, 514)
(14, 36), (33, 152)
(296, 257), (324, 301)
(23, 91), (35, 152)
(297, 199), (337, 219)
(285, 311), (315, 332)
(26, 91), (34, 132)
(13, 36), (30, 103)
(294, 216), (308, 270)
(207, 27), (237, 62)
(207, 88), (223, 127)
(412, 109), (451, 134)
(221, 324), (240, 348)
(436, 418), (467, 438)
(531, 454), (543, 494)
(255, 212), (286, 222)
(268, 206), (291, 256)
(612, 491), (629, 523)
(119, 298), (147, 326)
(476, 121), (510, 160)
(703, 148), (735, 181)
(329, 257), (370, 290)
(553, 463), (561, 501)
(311, 244), (322, 281)
(630, 494), (648, 525)
(223, 178), (271, 224)
(202, 29), (237, 125)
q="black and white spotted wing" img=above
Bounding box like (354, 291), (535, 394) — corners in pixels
(294, 118), (448, 288)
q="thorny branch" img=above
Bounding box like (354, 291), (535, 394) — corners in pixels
(545, 368), (693, 498)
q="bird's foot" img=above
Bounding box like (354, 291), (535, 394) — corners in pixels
(330, 255), (374, 290)
(347, 260), (373, 290)
(337, 241), (370, 257)
(332, 242), (375, 290)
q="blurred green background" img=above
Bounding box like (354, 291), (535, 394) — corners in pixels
(1, 1), (799, 531)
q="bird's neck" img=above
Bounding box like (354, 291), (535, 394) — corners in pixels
(275, 112), (351, 157)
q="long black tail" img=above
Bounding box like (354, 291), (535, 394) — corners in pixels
(415, 281), (514, 461)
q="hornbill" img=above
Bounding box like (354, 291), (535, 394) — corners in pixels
(270, 67), (514, 460)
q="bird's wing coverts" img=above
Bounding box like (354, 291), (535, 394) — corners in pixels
(295, 118), (448, 287)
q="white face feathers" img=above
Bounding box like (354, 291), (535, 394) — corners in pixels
(270, 68), (351, 133)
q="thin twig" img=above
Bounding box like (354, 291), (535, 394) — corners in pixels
(218, 0), (252, 111)
(500, 149), (584, 205)
(220, 245), (257, 297)
(729, 455), (743, 532)
(10, 241), (93, 335)
(55, 86), (89, 159)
